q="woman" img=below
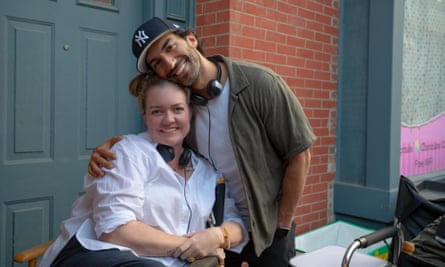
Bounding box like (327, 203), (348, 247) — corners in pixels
(39, 73), (247, 267)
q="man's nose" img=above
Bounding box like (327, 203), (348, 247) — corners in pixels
(161, 56), (176, 76)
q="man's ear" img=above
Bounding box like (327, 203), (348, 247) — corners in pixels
(185, 33), (198, 48)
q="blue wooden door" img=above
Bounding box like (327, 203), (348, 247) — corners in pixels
(0, 1), (147, 266)
(0, 1), (194, 265)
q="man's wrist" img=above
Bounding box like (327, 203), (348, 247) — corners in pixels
(275, 227), (290, 238)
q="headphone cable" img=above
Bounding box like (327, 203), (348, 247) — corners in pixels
(206, 106), (217, 170)
(183, 169), (192, 234)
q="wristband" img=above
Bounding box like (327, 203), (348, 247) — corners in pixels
(220, 226), (231, 249)
(275, 227), (290, 238)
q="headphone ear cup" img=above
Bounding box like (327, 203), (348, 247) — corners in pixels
(190, 93), (208, 106)
(207, 79), (223, 97)
(157, 144), (191, 168)
(179, 148), (191, 167)
(157, 144), (175, 162)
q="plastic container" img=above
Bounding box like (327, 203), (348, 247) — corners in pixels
(294, 220), (389, 259)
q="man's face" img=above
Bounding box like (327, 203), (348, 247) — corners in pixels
(145, 33), (202, 87)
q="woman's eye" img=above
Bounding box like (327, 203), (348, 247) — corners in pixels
(151, 110), (162, 115)
(175, 107), (185, 113)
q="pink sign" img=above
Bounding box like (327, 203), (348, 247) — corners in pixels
(400, 113), (445, 176)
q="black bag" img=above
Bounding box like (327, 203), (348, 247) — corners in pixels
(399, 215), (445, 267)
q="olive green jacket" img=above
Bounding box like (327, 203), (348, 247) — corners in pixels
(187, 55), (316, 255)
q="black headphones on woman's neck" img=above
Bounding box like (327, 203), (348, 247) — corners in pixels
(190, 58), (223, 106)
(157, 144), (191, 168)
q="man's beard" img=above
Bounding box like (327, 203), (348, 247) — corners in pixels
(178, 50), (202, 88)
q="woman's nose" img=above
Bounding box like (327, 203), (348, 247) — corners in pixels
(162, 111), (175, 123)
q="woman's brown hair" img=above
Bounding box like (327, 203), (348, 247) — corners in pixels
(128, 71), (190, 112)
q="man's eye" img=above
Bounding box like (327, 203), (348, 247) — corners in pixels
(166, 43), (176, 51)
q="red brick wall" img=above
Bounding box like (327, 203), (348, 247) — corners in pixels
(196, 0), (338, 235)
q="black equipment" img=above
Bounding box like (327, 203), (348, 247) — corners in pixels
(156, 144), (191, 167)
(213, 177), (226, 226)
(190, 58), (223, 106)
(342, 175), (445, 267)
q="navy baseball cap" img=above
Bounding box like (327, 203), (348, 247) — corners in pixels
(132, 17), (182, 72)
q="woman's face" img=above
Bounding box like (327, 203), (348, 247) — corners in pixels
(143, 82), (191, 148)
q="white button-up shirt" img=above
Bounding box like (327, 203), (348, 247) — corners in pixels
(40, 132), (247, 267)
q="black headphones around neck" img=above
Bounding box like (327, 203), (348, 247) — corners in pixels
(190, 58), (223, 106)
(156, 144), (191, 168)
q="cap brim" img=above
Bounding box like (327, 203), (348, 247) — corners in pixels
(136, 29), (176, 73)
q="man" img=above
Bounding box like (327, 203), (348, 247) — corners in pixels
(89, 17), (316, 267)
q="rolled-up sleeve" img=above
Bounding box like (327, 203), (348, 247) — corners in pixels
(85, 140), (147, 238)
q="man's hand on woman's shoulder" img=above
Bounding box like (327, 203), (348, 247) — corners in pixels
(88, 136), (123, 178)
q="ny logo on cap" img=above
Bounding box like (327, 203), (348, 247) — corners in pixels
(134, 30), (149, 48)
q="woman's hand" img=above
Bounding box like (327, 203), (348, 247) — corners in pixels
(88, 136), (123, 177)
(173, 227), (224, 261)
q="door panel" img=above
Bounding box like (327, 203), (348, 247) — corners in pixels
(6, 19), (53, 162)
